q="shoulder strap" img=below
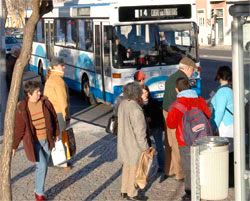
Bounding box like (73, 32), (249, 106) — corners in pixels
(226, 107), (233, 116)
(217, 85), (233, 116)
(171, 101), (187, 114)
(217, 84), (232, 92)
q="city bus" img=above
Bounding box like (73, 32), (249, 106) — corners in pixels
(27, 0), (200, 104)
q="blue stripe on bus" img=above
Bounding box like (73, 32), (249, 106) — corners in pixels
(75, 53), (94, 81)
(64, 77), (115, 104)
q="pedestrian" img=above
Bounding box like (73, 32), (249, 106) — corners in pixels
(210, 65), (234, 186)
(112, 70), (146, 127)
(117, 82), (149, 200)
(12, 80), (59, 201)
(167, 77), (211, 201)
(141, 85), (165, 173)
(43, 57), (71, 169)
(134, 70), (146, 86)
(6, 46), (21, 90)
(162, 56), (197, 181)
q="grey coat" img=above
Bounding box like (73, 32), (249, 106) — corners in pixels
(117, 99), (149, 165)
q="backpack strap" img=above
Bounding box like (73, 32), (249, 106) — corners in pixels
(226, 107), (233, 116)
(217, 85), (233, 116)
(171, 101), (187, 114)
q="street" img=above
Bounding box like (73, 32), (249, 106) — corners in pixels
(0, 47), (236, 201)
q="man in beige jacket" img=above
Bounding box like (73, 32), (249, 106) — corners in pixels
(44, 57), (71, 169)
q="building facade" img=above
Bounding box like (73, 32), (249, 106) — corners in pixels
(196, 0), (233, 46)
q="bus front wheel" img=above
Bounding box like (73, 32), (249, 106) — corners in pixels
(81, 77), (97, 105)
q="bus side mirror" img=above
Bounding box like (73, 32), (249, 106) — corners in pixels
(106, 26), (113, 40)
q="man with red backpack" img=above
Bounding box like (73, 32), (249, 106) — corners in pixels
(167, 77), (211, 201)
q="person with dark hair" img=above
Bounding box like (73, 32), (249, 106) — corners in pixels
(210, 66), (234, 187)
(117, 82), (149, 200)
(12, 80), (59, 201)
(6, 46), (21, 91)
(162, 56), (197, 181)
(141, 85), (165, 173)
(167, 77), (211, 201)
(211, 66), (233, 139)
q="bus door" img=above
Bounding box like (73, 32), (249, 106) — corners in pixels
(94, 21), (106, 101)
(45, 20), (54, 60)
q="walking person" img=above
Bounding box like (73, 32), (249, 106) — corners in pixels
(43, 57), (71, 169)
(117, 82), (149, 200)
(162, 56), (197, 181)
(141, 85), (165, 173)
(167, 77), (211, 200)
(12, 80), (59, 201)
(210, 66), (234, 186)
(6, 46), (20, 91)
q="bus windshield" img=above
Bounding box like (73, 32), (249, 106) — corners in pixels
(112, 22), (198, 68)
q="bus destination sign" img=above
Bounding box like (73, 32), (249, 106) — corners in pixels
(119, 5), (191, 22)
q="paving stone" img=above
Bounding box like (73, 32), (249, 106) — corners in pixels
(0, 121), (235, 201)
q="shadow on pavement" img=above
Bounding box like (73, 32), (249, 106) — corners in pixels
(84, 168), (122, 201)
(46, 133), (117, 200)
(11, 165), (35, 183)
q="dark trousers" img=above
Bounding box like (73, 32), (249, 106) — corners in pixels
(179, 146), (191, 191)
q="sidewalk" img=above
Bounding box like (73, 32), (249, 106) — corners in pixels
(1, 119), (235, 201)
(199, 45), (232, 51)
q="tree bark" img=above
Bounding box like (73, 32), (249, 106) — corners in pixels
(0, 0), (53, 200)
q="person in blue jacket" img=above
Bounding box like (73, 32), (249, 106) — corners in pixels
(210, 65), (234, 187)
(211, 66), (233, 141)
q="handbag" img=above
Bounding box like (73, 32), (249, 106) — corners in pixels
(62, 127), (76, 160)
(135, 147), (156, 189)
(106, 115), (118, 135)
(51, 140), (67, 166)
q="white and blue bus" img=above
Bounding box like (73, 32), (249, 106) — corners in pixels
(27, 0), (200, 104)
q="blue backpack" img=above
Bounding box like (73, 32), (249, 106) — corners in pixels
(173, 102), (213, 146)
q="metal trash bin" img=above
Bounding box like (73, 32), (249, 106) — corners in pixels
(191, 136), (229, 200)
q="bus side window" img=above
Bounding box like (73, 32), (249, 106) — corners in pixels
(66, 20), (77, 48)
(34, 20), (44, 43)
(103, 26), (111, 76)
(78, 19), (93, 52)
(55, 19), (66, 46)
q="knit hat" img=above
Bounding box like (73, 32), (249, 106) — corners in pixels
(179, 57), (197, 69)
(134, 70), (146, 81)
(50, 57), (64, 67)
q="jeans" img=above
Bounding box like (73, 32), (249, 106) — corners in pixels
(151, 127), (165, 170)
(34, 140), (51, 196)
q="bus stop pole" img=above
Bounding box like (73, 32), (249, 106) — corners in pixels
(232, 16), (246, 201)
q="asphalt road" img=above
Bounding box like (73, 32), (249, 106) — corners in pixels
(69, 47), (235, 128)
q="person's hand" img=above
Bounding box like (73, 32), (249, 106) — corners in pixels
(12, 149), (16, 157)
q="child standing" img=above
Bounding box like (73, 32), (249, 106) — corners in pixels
(166, 77), (211, 201)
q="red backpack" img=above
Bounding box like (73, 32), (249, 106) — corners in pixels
(172, 102), (213, 146)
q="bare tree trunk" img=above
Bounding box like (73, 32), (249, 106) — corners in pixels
(0, 1), (53, 200)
